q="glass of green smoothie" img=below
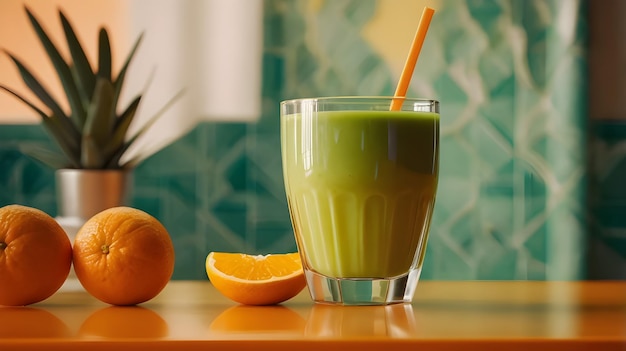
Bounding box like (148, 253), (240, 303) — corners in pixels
(281, 96), (439, 305)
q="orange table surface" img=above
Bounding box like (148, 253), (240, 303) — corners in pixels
(1, 281), (625, 351)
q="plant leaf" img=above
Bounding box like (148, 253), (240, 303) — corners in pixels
(0, 57), (81, 153)
(115, 95), (142, 130)
(41, 116), (81, 168)
(5, 52), (67, 120)
(81, 135), (104, 169)
(119, 153), (143, 169)
(97, 28), (112, 81)
(83, 78), (115, 148)
(0, 85), (81, 167)
(0, 84), (49, 117)
(112, 33), (143, 109)
(104, 144), (127, 169)
(117, 89), (185, 168)
(60, 10), (95, 105)
(103, 95), (141, 165)
(126, 89), (185, 143)
(25, 7), (86, 130)
(19, 143), (69, 169)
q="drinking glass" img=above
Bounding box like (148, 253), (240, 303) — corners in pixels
(281, 96), (439, 305)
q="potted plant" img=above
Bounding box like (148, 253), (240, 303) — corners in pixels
(0, 8), (180, 230)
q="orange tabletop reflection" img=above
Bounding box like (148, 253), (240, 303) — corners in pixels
(1, 281), (625, 351)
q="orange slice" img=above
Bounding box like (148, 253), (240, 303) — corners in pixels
(206, 252), (306, 305)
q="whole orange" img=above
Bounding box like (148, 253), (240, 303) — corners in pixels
(72, 207), (175, 306)
(0, 204), (72, 306)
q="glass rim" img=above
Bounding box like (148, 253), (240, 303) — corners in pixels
(280, 96), (439, 105)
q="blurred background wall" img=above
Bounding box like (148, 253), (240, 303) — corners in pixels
(0, 0), (623, 280)
(587, 0), (626, 279)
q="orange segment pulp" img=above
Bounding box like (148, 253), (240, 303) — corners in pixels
(206, 252), (306, 305)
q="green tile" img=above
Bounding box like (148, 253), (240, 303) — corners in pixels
(478, 248), (519, 280)
(439, 136), (475, 177)
(344, 0), (376, 26)
(467, 0), (505, 36)
(425, 240), (474, 280)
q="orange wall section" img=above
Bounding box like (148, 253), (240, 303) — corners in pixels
(0, 0), (128, 123)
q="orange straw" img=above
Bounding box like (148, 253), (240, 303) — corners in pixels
(390, 6), (435, 111)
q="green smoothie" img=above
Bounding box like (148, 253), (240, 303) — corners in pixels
(282, 110), (439, 278)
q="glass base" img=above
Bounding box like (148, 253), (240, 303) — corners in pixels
(304, 268), (422, 305)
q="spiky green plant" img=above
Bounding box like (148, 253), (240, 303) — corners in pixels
(0, 7), (180, 169)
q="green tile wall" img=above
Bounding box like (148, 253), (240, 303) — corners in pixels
(0, 0), (594, 280)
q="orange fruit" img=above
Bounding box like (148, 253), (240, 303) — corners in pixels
(72, 206), (175, 306)
(205, 252), (306, 305)
(0, 204), (72, 306)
